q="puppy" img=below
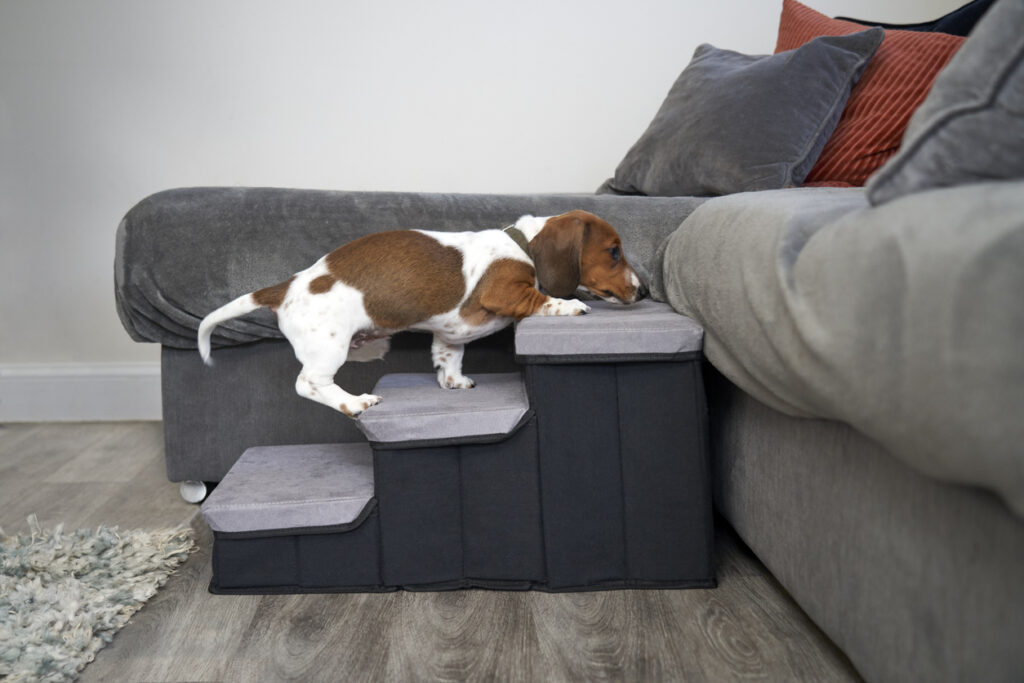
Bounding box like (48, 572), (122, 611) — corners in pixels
(198, 210), (645, 417)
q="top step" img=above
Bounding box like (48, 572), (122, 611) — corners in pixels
(515, 300), (704, 363)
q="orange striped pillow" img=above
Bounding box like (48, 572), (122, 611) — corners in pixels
(776, 0), (964, 186)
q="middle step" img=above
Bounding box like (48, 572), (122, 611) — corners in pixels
(357, 371), (544, 589)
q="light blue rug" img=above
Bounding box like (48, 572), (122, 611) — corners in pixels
(0, 515), (194, 682)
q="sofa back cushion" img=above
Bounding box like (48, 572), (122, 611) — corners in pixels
(598, 29), (882, 197)
(866, 0), (1024, 204)
(776, 0), (964, 187)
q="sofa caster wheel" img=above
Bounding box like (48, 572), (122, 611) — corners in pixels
(179, 480), (208, 504)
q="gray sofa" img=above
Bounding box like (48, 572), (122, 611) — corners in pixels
(667, 183), (1024, 683)
(114, 0), (1024, 680)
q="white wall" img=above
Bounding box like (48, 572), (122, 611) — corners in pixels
(0, 0), (962, 419)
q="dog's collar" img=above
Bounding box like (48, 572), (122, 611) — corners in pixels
(502, 225), (532, 258)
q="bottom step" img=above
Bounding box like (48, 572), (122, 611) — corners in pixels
(202, 442), (384, 593)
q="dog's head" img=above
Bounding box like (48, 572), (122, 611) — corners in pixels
(520, 210), (646, 304)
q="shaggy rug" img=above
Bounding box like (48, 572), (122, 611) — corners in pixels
(0, 515), (194, 682)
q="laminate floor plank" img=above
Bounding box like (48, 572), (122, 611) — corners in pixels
(5, 480), (121, 534)
(0, 422), (110, 486)
(388, 590), (544, 682)
(0, 422), (44, 461)
(44, 421), (154, 484)
(0, 422), (194, 535)
(228, 589), (401, 682)
(2, 422), (863, 682)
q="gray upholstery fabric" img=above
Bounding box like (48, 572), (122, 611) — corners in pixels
(598, 30), (883, 197)
(867, 0), (1024, 204)
(201, 443), (374, 533)
(355, 372), (528, 444)
(514, 300), (703, 358)
(114, 188), (707, 350)
(663, 182), (1024, 517)
(708, 370), (1024, 683)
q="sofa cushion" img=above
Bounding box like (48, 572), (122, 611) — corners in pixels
(663, 181), (1024, 518)
(597, 29), (882, 197)
(836, 0), (996, 36)
(776, 0), (964, 187)
(867, 0), (1024, 204)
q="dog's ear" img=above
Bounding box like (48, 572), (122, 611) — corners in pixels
(529, 214), (585, 298)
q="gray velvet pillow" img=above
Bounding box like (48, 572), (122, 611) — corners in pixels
(598, 29), (883, 197)
(866, 0), (1024, 205)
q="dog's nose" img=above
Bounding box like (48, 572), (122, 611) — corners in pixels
(628, 268), (648, 302)
(624, 258), (649, 303)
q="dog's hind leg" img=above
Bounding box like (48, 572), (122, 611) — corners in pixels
(278, 284), (383, 417)
(294, 355), (382, 418)
(288, 327), (382, 418)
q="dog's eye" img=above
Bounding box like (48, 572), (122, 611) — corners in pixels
(609, 246), (621, 263)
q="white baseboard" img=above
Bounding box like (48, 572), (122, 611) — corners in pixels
(0, 363), (162, 422)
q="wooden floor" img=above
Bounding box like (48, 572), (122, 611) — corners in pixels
(0, 421), (862, 682)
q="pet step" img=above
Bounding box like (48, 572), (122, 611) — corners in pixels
(354, 371), (530, 446)
(201, 442), (375, 535)
(514, 299), (704, 362)
(201, 304), (715, 593)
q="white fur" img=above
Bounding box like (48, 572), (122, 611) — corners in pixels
(197, 224), (589, 417)
(513, 214), (552, 242)
(197, 293), (261, 365)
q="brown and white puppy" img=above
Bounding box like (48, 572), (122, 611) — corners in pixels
(197, 210), (644, 417)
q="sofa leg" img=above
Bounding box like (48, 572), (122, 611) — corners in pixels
(179, 480), (208, 504)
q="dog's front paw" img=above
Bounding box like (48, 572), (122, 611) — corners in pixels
(342, 393), (382, 418)
(439, 372), (476, 390)
(540, 298), (591, 316)
(567, 299), (591, 316)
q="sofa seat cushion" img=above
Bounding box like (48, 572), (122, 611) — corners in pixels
(662, 182), (1024, 517)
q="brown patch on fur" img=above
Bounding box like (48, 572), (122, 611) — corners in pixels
(309, 274), (335, 294)
(531, 210), (639, 303)
(325, 231), (465, 328)
(252, 276), (295, 312)
(461, 258), (550, 322)
(528, 215), (582, 298)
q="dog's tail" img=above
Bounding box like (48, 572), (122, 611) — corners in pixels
(197, 293), (262, 366)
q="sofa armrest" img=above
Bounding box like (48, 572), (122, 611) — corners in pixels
(115, 187), (706, 349)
